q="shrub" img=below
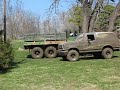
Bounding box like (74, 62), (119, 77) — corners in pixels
(0, 41), (14, 70)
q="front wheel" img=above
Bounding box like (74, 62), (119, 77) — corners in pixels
(102, 48), (113, 59)
(31, 47), (44, 59)
(67, 50), (79, 62)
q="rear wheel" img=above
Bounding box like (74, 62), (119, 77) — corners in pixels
(67, 50), (79, 62)
(45, 46), (57, 58)
(102, 48), (113, 59)
(31, 47), (43, 59)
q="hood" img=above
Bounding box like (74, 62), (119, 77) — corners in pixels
(64, 41), (78, 45)
(63, 41), (79, 50)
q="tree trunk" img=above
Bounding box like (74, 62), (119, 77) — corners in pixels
(88, 12), (98, 32)
(88, 3), (99, 32)
(108, 2), (120, 32)
(82, 14), (89, 33)
(81, 0), (90, 33)
(81, 0), (102, 33)
(88, 0), (104, 32)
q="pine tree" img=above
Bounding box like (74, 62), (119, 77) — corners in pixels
(0, 41), (14, 70)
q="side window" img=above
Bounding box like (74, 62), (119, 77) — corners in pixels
(87, 34), (95, 41)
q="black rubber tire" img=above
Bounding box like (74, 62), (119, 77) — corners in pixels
(45, 46), (57, 58)
(31, 47), (44, 59)
(67, 50), (79, 62)
(102, 48), (113, 59)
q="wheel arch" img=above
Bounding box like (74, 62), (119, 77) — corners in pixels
(69, 48), (79, 53)
(103, 45), (113, 50)
(44, 44), (58, 49)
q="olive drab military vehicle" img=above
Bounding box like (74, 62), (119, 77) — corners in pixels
(58, 32), (120, 61)
(24, 33), (66, 59)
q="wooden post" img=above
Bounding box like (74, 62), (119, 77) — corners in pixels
(4, 0), (6, 42)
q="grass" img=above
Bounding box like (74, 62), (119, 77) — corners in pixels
(0, 40), (120, 90)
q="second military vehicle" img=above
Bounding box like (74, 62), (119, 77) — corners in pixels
(24, 33), (66, 59)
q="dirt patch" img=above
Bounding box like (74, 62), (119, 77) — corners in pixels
(103, 76), (120, 83)
(81, 84), (102, 90)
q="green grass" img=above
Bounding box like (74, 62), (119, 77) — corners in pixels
(0, 40), (120, 90)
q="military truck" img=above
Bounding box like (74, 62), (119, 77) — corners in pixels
(58, 32), (120, 61)
(24, 33), (66, 59)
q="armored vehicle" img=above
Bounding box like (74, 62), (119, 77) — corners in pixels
(58, 32), (120, 61)
(24, 33), (66, 59)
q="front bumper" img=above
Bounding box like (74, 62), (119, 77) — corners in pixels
(58, 50), (68, 56)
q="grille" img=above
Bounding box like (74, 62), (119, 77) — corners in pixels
(58, 45), (63, 49)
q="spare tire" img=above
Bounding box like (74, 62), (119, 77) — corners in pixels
(45, 46), (57, 58)
(31, 47), (43, 59)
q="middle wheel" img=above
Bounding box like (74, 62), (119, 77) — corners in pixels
(45, 46), (57, 58)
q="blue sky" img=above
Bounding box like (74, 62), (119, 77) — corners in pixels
(21, 0), (52, 15)
(21, 0), (119, 16)
(21, 0), (72, 16)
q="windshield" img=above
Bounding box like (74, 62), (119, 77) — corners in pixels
(75, 34), (84, 41)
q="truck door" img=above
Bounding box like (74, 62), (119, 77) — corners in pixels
(77, 34), (88, 51)
(86, 34), (97, 50)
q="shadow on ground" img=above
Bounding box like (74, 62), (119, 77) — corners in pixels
(0, 59), (27, 74)
(27, 55), (32, 58)
(60, 55), (119, 62)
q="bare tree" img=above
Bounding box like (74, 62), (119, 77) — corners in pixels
(6, 0), (42, 39)
(51, 0), (104, 33)
(108, 1), (120, 31)
(51, 0), (119, 33)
